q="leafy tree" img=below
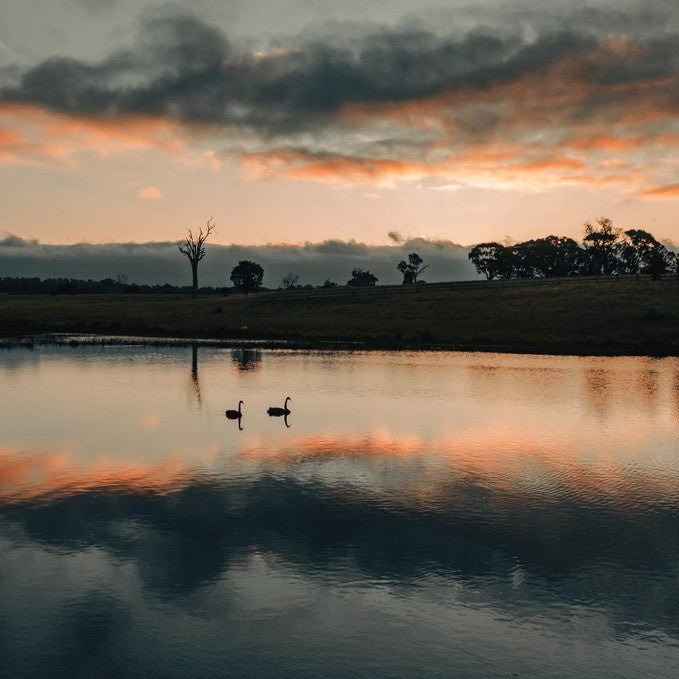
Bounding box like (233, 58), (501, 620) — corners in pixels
(230, 260), (264, 293)
(347, 268), (378, 286)
(280, 273), (299, 289)
(320, 279), (339, 288)
(519, 236), (582, 277)
(617, 229), (671, 275)
(468, 242), (505, 280)
(498, 244), (533, 279)
(583, 217), (620, 275)
(466, 222), (672, 281)
(644, 247), (669, 279)
(397, 252), (429, 284)
(178, 217), (215, 294)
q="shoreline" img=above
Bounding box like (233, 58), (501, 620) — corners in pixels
(2, 332), (677, 358)
(1, 278), (677, 358)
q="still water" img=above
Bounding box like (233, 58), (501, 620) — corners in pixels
(1, 345), (678, 678)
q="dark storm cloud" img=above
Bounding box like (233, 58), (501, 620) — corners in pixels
(0, 233), (476, 286)
(2, 3), (677, 137)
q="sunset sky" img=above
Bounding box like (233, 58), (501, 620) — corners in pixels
(1, 0), (678, 249)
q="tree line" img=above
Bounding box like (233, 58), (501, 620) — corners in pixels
(3, 216), (674, 295)
(0, 269), (380, 295)
(468, 218), (678, 280)
(0, 277), (227, 295)
(177, 218), (387, 293)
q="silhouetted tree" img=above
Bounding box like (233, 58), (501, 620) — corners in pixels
(519, 236), (582, 277)
(617, 229), (671, 275)
(397, 252), (429, 284)
(320, 279), (339, 288)
(347, 268), (378, 286)
(0, 276), (227, 295)
(280, 273), (299, 289)
(669, 252), (679, 277)
(467, 223), (674, 281)
(583, 218), (620, 275)
(178, 217), (215, 294)
(468, 242), (505, 280)
(230, 260), (264, 293)
(645, 248), (669, 279)
(497, 244), (534, 279)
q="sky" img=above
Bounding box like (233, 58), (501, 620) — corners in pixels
(0, 0), (678, 270)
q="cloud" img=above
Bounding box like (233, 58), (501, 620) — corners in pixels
(68, 0), (120, 11)
(0, 102), (188, 166)
(137, 185), (162, 200)
(0, 233), (38, 247)
(638, 183), (679, 199)
(0, 3), (677, 192)
(0, 233), (476, 286)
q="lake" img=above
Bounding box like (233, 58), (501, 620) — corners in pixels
(1, 345), (678, 678)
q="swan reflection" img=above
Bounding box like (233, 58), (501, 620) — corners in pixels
(1, 348), (678, 678)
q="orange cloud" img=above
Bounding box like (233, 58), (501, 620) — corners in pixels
(241, 150), (437, 186)
(137, 186), (162, 200)
(565, 135), (646, 152)
(0, 103), (188, 166)
(638, 184), (679, 199)
(240, 146), (641, 191)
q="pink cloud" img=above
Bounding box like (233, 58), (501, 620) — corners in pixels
(137, 186), (162, 200)
(638, 184), (679, 200)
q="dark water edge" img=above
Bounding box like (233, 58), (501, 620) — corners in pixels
(2, 332), (678, 357)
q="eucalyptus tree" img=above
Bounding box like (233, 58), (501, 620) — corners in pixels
(178, 217), (215, 295)
(397, 253), (429, 284)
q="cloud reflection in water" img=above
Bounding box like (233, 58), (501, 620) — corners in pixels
(1, 347), (678, 678)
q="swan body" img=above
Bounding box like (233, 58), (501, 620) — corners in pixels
(267, 396), (291, 417)
(225, 401), (244, 419)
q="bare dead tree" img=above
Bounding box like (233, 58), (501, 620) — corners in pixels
(178, 217), (215, 294)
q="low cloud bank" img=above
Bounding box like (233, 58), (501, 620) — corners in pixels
(0, 234), (477, 287)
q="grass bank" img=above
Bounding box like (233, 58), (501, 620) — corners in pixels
(1, 277), (678, 355)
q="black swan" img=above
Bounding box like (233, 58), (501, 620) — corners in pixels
(267, 397), (291, 417)
(225, 401), (244, 419)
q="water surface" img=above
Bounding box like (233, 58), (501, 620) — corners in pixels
(1, 346), (678, 678)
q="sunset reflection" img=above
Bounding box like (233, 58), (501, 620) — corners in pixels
(1, 347), (679, 678)
(0, 349), (678, 508)
(0, 440), (220, 504)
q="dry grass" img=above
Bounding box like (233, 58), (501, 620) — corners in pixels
(1, 277), (678, 355)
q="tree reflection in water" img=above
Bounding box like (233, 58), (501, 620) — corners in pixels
(1, 348), (678, 678)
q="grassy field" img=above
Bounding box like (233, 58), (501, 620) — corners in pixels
(1, 277), (678, 355)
